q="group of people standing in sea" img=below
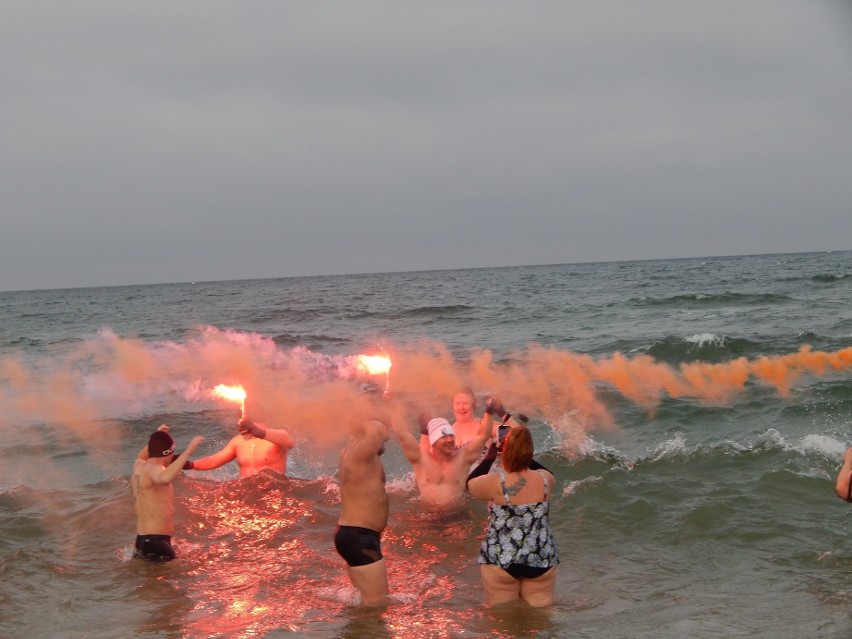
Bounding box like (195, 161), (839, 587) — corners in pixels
(130, 387), (559, 608)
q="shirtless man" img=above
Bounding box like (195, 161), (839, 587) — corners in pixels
(188, 415), (295, 478)
(132, 425), (204, 561)
(334, 417), (391, 605)
(395, 411), (493, 511)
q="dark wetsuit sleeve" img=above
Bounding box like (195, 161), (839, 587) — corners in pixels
(466, 451), (551, 488)
(529, 459), (551, 474)
(466, 454), (496, 488)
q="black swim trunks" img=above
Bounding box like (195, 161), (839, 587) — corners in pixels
(134, 534), (176, 562)
(504, 564), (553, 580)
(334, 525), (383, 567)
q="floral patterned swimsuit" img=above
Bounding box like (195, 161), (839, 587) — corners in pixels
(479, 468), (559, 579)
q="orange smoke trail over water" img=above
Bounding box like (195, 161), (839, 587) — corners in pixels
(1, 327), (851, 450)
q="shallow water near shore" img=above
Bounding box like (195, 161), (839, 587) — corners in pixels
(2, 251), (852, 638)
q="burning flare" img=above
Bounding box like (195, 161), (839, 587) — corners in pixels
(356, 355), (392, 376)
(212, 383), (247, 417)
(356, 354), (392, 393)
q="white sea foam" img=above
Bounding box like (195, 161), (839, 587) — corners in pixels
(649, 432), (689, 461)
(684, 333), (725, 348)
(799, 433), (848, 458)
(563, 475), (603, 497)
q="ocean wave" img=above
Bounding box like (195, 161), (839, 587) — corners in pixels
(643, 334), (757, 362)
(632, 292), (792, 307)
(0, 487), (45, 537)
(271, 333), (350, 351)
(559, 429), (842, 526)
(810, 273), (849, 283)
(387, 304), (476, 319)
(4, 336), (44, 349)
(776, 271), (850, 284)
(583, 428), (847, 475)
(799, 433), (849, 459)
(242, 307), (332, 324)
(544, 429), (803, 476)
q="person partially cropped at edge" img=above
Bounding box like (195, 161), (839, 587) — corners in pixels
(467, 422), (558, 607)
(334, 415), (392, 606)
(186, 412), (295, 478)
(835, 446), (852, 501)
(132, 425), (204, 561)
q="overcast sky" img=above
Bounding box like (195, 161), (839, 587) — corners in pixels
(2, 1), (851, 292)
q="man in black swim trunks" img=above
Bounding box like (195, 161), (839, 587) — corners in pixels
(132, 425), (203, 561)
(334, 415), (391, 605)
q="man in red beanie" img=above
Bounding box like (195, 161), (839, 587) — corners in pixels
(132, 425), (203, 561)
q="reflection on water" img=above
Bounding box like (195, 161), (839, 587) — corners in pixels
(0, 469), (573, 638)
(132, 571), (195, 639)
(113, 471), (563, 638)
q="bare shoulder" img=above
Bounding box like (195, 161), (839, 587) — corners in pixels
(132, 459), (154, 487)
(468, 472), (499, 500)
(345, 438), (378, 463)
(220, 435), (242, 451)
(537, 469), (557, 493)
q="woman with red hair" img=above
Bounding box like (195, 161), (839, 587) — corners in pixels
(467, 422), (558, 607)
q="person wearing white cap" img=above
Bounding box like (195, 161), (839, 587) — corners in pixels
(392, 411), (493, 512)
(418, 387), (492, 451)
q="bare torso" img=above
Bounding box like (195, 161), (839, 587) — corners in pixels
(452, 417), (482, 447)
(132, 459), (175, 535)
(232, 435), (288, 477)
(412, 442), (472, 511)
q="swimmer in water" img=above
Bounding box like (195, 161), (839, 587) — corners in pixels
(187, 414), (295, 478)
(334, 415), (393, 605)
(131, 425), (203, 561)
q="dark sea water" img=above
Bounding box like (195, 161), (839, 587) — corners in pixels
(1, 251), (851, 639)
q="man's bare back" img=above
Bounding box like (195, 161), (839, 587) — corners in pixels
(337, 419), (389, 532)
(132, 427), (203, 561)
(133, 460), (177, 535)
(334, 418), (391, 605)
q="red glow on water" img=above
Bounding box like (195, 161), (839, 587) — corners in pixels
(170, 479), (509, 639)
